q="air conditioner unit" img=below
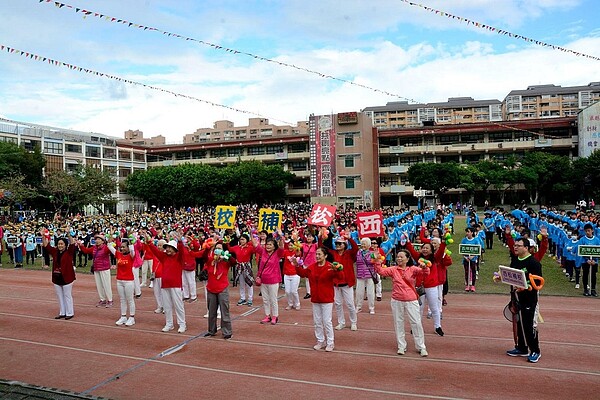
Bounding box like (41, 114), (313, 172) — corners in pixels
(498, 143), (503, 148)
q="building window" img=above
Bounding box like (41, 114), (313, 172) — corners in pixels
(44, 141), (63, 154)
(175, 152), (190, 160)
(103, 148), (116, 159)
(133, 152), (145, 162)
(265, 145), (284, 154)
(85, 145), (100, 158)
(191, 150), (206, 159)
(288, 143), (307, 153)
(289, 161), (308, 171)
(212, 149), (227, 158)
(248, 147), (265, 156)
(345, 177), (355, 189)
(344, 156), (355, 168)
(118, 168), (131, 179)
(65, 144), (81, 153)
(344, 135), (354, 146)
(118, 150), (131, 160)
(228, 148), (243, 157)
(44, 155), (63, 173)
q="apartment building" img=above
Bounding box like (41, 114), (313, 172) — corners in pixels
(0, 118), (147, 214)
(182, 118), (308, 144)
(377, 117), (578, 207)
(123, 129), (166, 146)
(362, 97), (503, 129)
(505, 82), (600, 120)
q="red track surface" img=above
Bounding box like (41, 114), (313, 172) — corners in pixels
(1, 269), (598, 399)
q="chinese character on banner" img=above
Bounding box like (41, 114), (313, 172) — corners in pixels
(214, 206), (237, 229)
(258, 208), (283, 233)
(308, 204), (337, 227)
(357, 211), (384, 238)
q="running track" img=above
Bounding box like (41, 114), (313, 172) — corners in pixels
(1, 269), (598, 399)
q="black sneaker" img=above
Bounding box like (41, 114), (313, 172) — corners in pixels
(303, 294), (311, 299)
(584, 291), (591, 297)
(506, 348), (529, 357)
(435, 327), (444, 337)
(591, 290), (598, 297)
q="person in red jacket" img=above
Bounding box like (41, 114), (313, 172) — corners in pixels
(181, 232), (203, 303)
(203, 241), (236, 339)
(325, 235), (358, 331)
(43, 234), (77, 319)
(293, 247), (343, 352)
(146, 232), (187, 333)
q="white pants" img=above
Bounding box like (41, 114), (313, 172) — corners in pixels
(153, 277), (163, 308)
(284, 274), (300, 307)
(117, 280), (135, 317)
(334, 286), (357, 325)
(355, 278), (375, 312)
(182, 270), (197, 300)
(391, 299), (426, 352)
(437, 284), (443, 315)
(313, 303), (334, 346)
(162, 287), (186, 329)
(54, 283), (74, 317)
(141, 259), (153, 286)
(305, 278), (311, 295)
(133, 267), (141, 296)
(260, 283), (279, 317)
(420, 286), (441, 329)
(93, 269), (113, 302)
(238, 274), (253, 302)
(376, 274), (382, 297)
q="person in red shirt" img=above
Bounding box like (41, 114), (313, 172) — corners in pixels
(146, 233), (187, 333)
(282, 240), (302, 310)
(293, 247), (343, 352)
(203, 241), (236, 339)
(108, 239), (136, 327)
(229, 234), (255, 306)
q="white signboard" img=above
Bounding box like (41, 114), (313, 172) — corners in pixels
(578, 101), (600, 158)
(498, 265), (528, 289)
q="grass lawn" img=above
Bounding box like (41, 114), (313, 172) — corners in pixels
(1, 220), (587, 297)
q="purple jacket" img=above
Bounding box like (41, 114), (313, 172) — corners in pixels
(355, 249), (376, 280)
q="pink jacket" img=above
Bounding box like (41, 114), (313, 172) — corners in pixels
(376, 264), (429, 302)
(255, 245), (284, 285)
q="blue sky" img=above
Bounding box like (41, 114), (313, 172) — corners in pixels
(1, 0), (599, 143)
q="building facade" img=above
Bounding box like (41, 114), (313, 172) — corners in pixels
(0, 118), (147, 214)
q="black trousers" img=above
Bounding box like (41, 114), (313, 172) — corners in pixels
(516, 302), (540, 354)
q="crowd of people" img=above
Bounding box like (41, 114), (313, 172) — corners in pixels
(1, 201), (598, 362)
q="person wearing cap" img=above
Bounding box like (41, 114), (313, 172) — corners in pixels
(78, 232), (114, 308)
(145, 232), (187, 333)
(42, 232), (77, 320)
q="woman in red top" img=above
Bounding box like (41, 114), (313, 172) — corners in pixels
(325, 235), (358, 331)
(108, 239), (136, 327)
(282, 240), (302, 310)
(43, 235), (77, 320)
(293, 247), (343, 352)
(406, 239), (446, 337)
(203, 241), (236, 339)
(229, 234), (256, 306)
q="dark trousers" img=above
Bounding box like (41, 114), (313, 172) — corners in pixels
(463, 260), (477, 286)
(582, 263), (598, 291)
(26, 250), (36, 264)
(485, 231), (494, 249)
(516, 302), (540, 354)
(207, 287), (232, 337)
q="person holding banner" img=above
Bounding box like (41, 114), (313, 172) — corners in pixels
(572, 223), (600, 297)
(505, 238), (543, 363)
(460, 227), (482, 292)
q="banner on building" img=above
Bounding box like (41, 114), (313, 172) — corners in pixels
(578, 101), (600, 158)
(310, 114), (337, 197)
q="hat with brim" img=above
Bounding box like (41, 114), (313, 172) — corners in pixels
(94, 233), (106, 242)
(334, 237), (347, 244)
(163, 240), (178, 252)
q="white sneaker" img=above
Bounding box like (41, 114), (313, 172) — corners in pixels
(420, 349), (428, 357)
(140, 283), (147, 288)
(397, 348), (405, 355)
(203, 312), (209, 318)
(427, 311), (432, 319)
(285, 305), (293, 310)
(335, 323), (345, 330)
(154, 307), (164, 314)
(294, 305), (301, 310)
(575, 284), (580, 289)
(325, 344), (334, 352)
(125, 317), (135, 326)
(313, 342), (325, 350)
(162, 325), (174, 332)
(369, 310), (375, 315)
(351, 324), (358, 331)
(178, 325), (187, 333)
(149, 282), (153, 288)
(217, 313), (221, 319)
(115, 316), (128, 326)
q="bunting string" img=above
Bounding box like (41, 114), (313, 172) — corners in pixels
(0, 44), (293, 125)
(37, 0), (421, 103)
(399, 0), (600, 62)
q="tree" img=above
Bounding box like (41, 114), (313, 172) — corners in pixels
(42, 165), (117, 214)
(407, 162), (462, 197)
(520, 152), (573, 205)
(0, 174), (38, 208)
(0, 141), (45, 188)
